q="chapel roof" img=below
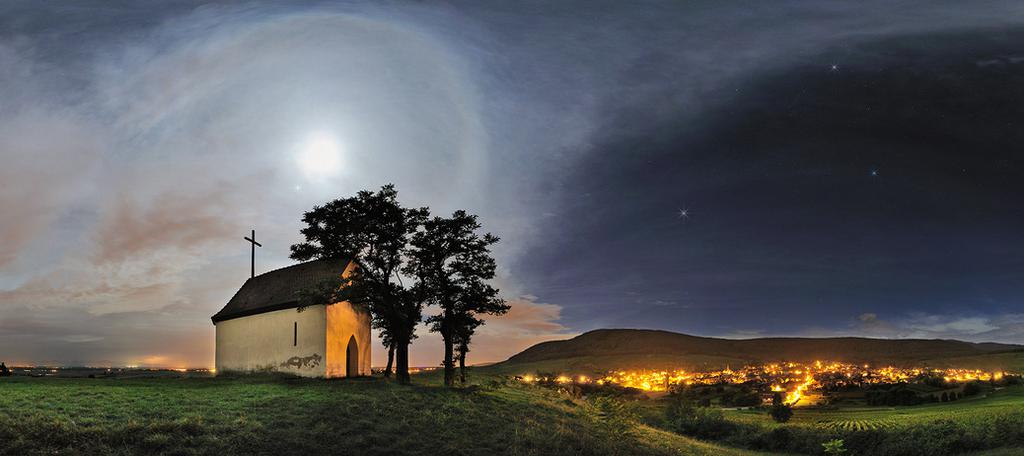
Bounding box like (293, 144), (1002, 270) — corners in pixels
(211, 257), (352, 323)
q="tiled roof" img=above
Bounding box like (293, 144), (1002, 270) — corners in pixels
(211, 258), (350, 323)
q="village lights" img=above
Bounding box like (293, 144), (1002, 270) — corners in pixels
(518, 361), (1015, 405)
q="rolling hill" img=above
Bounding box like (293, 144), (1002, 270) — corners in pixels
(489, 329), (1024, 374)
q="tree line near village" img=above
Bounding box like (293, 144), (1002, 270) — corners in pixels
(291, 184), (509, 386)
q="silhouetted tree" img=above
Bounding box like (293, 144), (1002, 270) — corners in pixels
(406, 210), (508, 387)
(769, 392), (793, 423)
(0, 362), (10, 377)
(291, 185), (428, 384)
(453, 312), (483, 383)
(722, 387), (761, 407)
(381, 330), (395, 378)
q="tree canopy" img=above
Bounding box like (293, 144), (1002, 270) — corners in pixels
(290, 184), (427, 383)
(406, 210), (508, 386)
(291, 185), (506, 385)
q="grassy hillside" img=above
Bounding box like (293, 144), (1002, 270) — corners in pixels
(0, 374), (767, 456)
(496, 329), (1024, 374)
(922, 351), (1024, 372)
(485, 353), (750, 376)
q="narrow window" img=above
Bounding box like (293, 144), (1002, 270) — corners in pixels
(293, 322), (297, 346)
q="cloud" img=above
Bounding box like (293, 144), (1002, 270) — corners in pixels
(465, 295), (578, 363)
(484, 295), (570, 335)
(388, 295), (577, 367)
(713, 312), (1024, 345)
(62, 335), (105, 343)
(0, 302), (215, 367)
(853, 312), (1024, 343)
(858, 313), (878, 323)
(93, 185), (238, 264)
(906, 316), (1000, 336)
(0, 110), (103, 270)
(719, 329), (767, 339)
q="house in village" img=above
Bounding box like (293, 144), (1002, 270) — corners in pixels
(211, 258), (371, 377)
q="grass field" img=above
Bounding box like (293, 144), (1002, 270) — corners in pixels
(638, 385), (1024, 455)
(4, 373), (1023, 455)
(727, 385), (1024, 429)
(0, 373), (767, 456)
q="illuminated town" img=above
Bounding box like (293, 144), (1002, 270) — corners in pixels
(519, 361), (1011, 405)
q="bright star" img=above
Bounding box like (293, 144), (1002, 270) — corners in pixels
(677, 208), (690, 219)
(870, 169), (879, 177)
(830, 64), (840, 72)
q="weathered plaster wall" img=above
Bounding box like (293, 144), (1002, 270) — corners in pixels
(215, 306), (327, 377)
(325, 301), (372, 377)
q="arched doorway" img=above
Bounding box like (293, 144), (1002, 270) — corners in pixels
(346, 335), (359, 377)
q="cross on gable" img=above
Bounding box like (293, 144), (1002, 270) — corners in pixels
(244, 229), (262, 278)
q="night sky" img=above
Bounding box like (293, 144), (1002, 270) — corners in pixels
(2, 1), (1024, 368)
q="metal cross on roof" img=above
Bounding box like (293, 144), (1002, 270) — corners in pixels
(244, 229), (262, 278)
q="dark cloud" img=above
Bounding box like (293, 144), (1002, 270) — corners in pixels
(520, 25), (1024, 341)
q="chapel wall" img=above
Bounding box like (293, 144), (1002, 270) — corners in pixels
(215, 306), (327, 377)
(325, 301), (373, 377)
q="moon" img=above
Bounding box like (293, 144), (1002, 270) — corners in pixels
(297, 132), (343, 179)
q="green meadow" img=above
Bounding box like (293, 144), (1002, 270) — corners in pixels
(0, 374), (764, 456)
(637, 384), (1024, 455)
(3, 373), (1023, 455)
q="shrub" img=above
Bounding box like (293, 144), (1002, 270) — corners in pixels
(481, 378), (507, 391)
(763, 427), (793, 450)
(769, 393), (793, 423)
(665, 395), (736, 439)
(589, 395), (638, 438)
(724, 389), (762, 407)
(963, 382), (983, 397)
(665, 394), (695, 424)
(684, 408), (734, 439)
(866, 387), (924, 406)
(1001, 375), (1023, 386)
(822, 438), (847, 455)
(769, 403), (793, 423)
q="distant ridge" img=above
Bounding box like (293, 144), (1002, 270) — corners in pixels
(495, 329), (1024, 373)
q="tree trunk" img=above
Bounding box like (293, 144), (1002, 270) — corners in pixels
(396, 339), (411, 384)
(458, 344), (467, 384)
(442, 311), (455, 387)
(384, 344), (395, 378)
(443, 334), (454, 387)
